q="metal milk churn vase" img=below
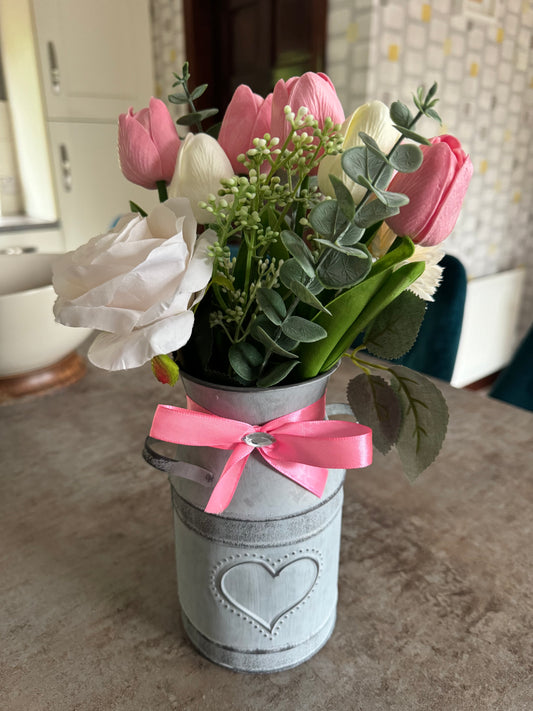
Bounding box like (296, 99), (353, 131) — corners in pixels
(144, 369), (370, 673)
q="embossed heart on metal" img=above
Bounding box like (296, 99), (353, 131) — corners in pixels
(216, 557), (320, 633)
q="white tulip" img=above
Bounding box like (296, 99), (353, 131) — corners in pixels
(169, 133), (234, 224)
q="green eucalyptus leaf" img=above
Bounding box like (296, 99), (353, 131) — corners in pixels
(281, 316), (327, 343)
(359, 180), (410, 208)
(254, 315), (299, 352)
(389, 101), (413, 128)
(280, 230), (315, 278)
(347, 374), (402, 454)
(177, 108), (218, 126)
(251, 323), (298, 358)
(286, 278), (329, 313)
(341, 146), (367, 183)
(359, 132), (390, 164)
(426, 81), (438, 101)
(329, 175), (356, 221)
(168, 94), (189, 105)
(280, 259), (322, 294)
(256, 287), (287, 325)
(317, 245), (372, 289)
(228, 342), (263, 382)
(336, 221), (365, 246)
(189, 83), (208, 100)
(257, 360), (299, 387)
(315, 239), (369, 257)
(390, 366), (449, 481)
(425, 107), (442, 123)
(308, 200), (338, 239)
(389, 143), (423, 173)
(364, 291), (427, 359)
(393, 125), (431, 145)
(354, 200), (400, 227)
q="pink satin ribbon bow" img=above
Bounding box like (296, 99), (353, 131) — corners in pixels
(149, 394), (373, 515)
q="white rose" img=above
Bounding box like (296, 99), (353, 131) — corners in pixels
(52, 197), (215, 370)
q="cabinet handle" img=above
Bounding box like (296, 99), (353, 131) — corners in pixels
(59, 144), (72, 192)
(47, 41), (61, 94)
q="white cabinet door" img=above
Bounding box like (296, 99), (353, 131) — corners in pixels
(48, 121), (159, 250)
(32, 0), (154, 121)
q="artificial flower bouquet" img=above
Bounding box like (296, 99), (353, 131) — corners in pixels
(53, 63), (472, 483)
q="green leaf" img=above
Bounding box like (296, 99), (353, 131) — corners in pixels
(317, 245), (372, 289)
(256, 287), (287, 325)
(347, 374), (402, 454)
(364, 291), (427, 359)
(425, 81), (438, 102)
(280, 259), (322, 294)
(359, 132), (390, 164)
(151, 354), (179, 386)
(251, 323), (299, 358)
(257, 360), (299, 387)
(354, 200), (400, 228)
(329, 175), (355, 221)
(335, 221), (365, 246)
(189, 83), (208, 100)
(393, 125), (431, 145)
(390, 366), (449, 481)
(370, 237), (415, 276)
(296, 269), (392, 379)
(425, 107), (442, 123)
(308, 200), (338, 239)
(177, 108), (218, 126)
(356, 177), (409, 208)
(129, 201), (147, 217)
(389, 144), (423, 173)
(281, 316), (327, 343)
(341, 146), (367, 183)
(389, 101), (413, 128)
(228, 342), (263, 382)
(168, 93), (189, 105)
(321, 260), (426, 372)
(315, 239), (368, 257)
(286, 278), (330, 313)
(212, 273), (234, 291)
(280, 230), (315, 278)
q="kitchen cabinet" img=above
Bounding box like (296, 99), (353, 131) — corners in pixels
(47, 121), (158, 250)
(32, 0), (154, 121)
(0, 0), (159, 252)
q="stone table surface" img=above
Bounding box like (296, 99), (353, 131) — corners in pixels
(1, 357), (532, 711)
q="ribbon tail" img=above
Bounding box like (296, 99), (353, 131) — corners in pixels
(204, 442), (252, 515)
(260, 452), (329, 498)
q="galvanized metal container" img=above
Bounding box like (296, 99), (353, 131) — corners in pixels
(159, 370), (345, 673)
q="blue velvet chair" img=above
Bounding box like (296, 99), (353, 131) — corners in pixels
(394, 254), (467, 382)
(489, 322), (533, 412)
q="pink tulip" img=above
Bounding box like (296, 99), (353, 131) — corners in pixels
(118, 97), (181, 189)
(218, 85), (273, 173)
(270, 72), (345, 144)
(386, 135), (473, 247)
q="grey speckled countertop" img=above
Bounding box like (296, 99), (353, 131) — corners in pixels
(1, 356), (532, 711)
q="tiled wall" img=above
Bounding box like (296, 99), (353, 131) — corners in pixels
(150, 0), (532, 338)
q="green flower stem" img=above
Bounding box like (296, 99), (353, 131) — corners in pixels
(156, 181), (168, 202)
